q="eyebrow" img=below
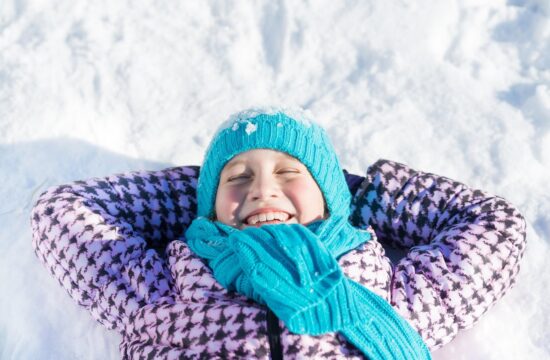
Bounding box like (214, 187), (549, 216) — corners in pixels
(223, 160), (246, 170)
(223, 153), (303, 172)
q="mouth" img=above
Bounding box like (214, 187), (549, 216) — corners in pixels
(243, 210), (294, 227)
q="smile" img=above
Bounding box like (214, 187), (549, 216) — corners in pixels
(245, 211), (291, 226)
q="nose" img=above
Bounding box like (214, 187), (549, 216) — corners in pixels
(248, 173), (279, 201)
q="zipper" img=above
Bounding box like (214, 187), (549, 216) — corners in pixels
(266, 308), (283, 360)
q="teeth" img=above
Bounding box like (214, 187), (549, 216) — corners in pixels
(246, 211), (290, 225)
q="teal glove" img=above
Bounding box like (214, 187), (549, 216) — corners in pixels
(228, 223), (363, 335)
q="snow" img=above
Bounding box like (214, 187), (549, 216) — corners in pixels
(245, 122), (257, 135)
(1, 0), (549, 358)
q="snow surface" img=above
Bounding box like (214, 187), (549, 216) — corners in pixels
(1, 0), (549, 358)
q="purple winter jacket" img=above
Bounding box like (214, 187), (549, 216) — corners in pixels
(30, 160), (526, 359)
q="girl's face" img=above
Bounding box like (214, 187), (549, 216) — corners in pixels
(214, 149), (326, 229)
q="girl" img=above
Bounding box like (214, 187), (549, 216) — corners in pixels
(31, 108), (526, 359)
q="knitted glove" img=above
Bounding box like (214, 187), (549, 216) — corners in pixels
(340, 281), (432, 360)
(228, 224), (363, 335)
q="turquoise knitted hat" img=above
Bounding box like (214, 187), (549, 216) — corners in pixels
(197, 107), (351, 220)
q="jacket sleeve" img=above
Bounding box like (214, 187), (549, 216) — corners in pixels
(349, 159), (527, 350)
(119, 239), (270, 360)
(30, 166), (199, 333)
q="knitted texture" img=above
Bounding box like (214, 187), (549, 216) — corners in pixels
(230, 223), (363, 334)
(185, 215), (368, 303)
(196, 107), (361, 257)
(341, 281), (432, 359)
(30, 159), (528, 358)
(186, 218), (431, 359)
(188, 218), (365, 331)
(197, 108), (350, 220)
(188, 108), (431, 359)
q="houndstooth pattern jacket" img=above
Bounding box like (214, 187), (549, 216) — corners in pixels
(30, 160), (526, 359)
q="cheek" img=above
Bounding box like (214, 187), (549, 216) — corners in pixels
(289, 180), (326, 219)
(215, 188), (242, 224)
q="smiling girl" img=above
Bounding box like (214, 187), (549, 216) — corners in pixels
(31, 107), (526, 359)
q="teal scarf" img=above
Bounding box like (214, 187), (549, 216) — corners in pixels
(185, 216), (431, 359)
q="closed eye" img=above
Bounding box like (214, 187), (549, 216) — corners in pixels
(276, 168), (300, 174)
(227, 174), (251, 182)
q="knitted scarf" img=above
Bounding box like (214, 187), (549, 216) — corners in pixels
(185, 216), (431, 360)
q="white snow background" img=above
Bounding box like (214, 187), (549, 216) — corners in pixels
(1, 0), (549, 359)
